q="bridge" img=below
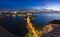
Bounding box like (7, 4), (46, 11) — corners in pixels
(0, 11), (60, 26)
(0, 11), (60, 37)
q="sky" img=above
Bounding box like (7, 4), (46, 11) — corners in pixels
(0, 0), (60, 10)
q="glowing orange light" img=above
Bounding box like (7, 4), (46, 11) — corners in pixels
(26, 13), (42, 37)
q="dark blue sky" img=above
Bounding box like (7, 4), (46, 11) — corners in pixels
(0, 0), (60, 10)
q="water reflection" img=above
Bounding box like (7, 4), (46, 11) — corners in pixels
(0, 13), (60, 37)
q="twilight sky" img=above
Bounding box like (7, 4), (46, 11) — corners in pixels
(0, 0), (60, 10)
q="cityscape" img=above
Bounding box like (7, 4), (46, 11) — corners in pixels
(0, 0), (60, 37)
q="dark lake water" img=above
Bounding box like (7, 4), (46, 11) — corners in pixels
(0, 12), (60, 36)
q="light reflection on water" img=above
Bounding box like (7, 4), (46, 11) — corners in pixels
(0, 13), (60, 36)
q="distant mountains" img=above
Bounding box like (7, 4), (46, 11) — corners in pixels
(0, 9), (60, 13)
